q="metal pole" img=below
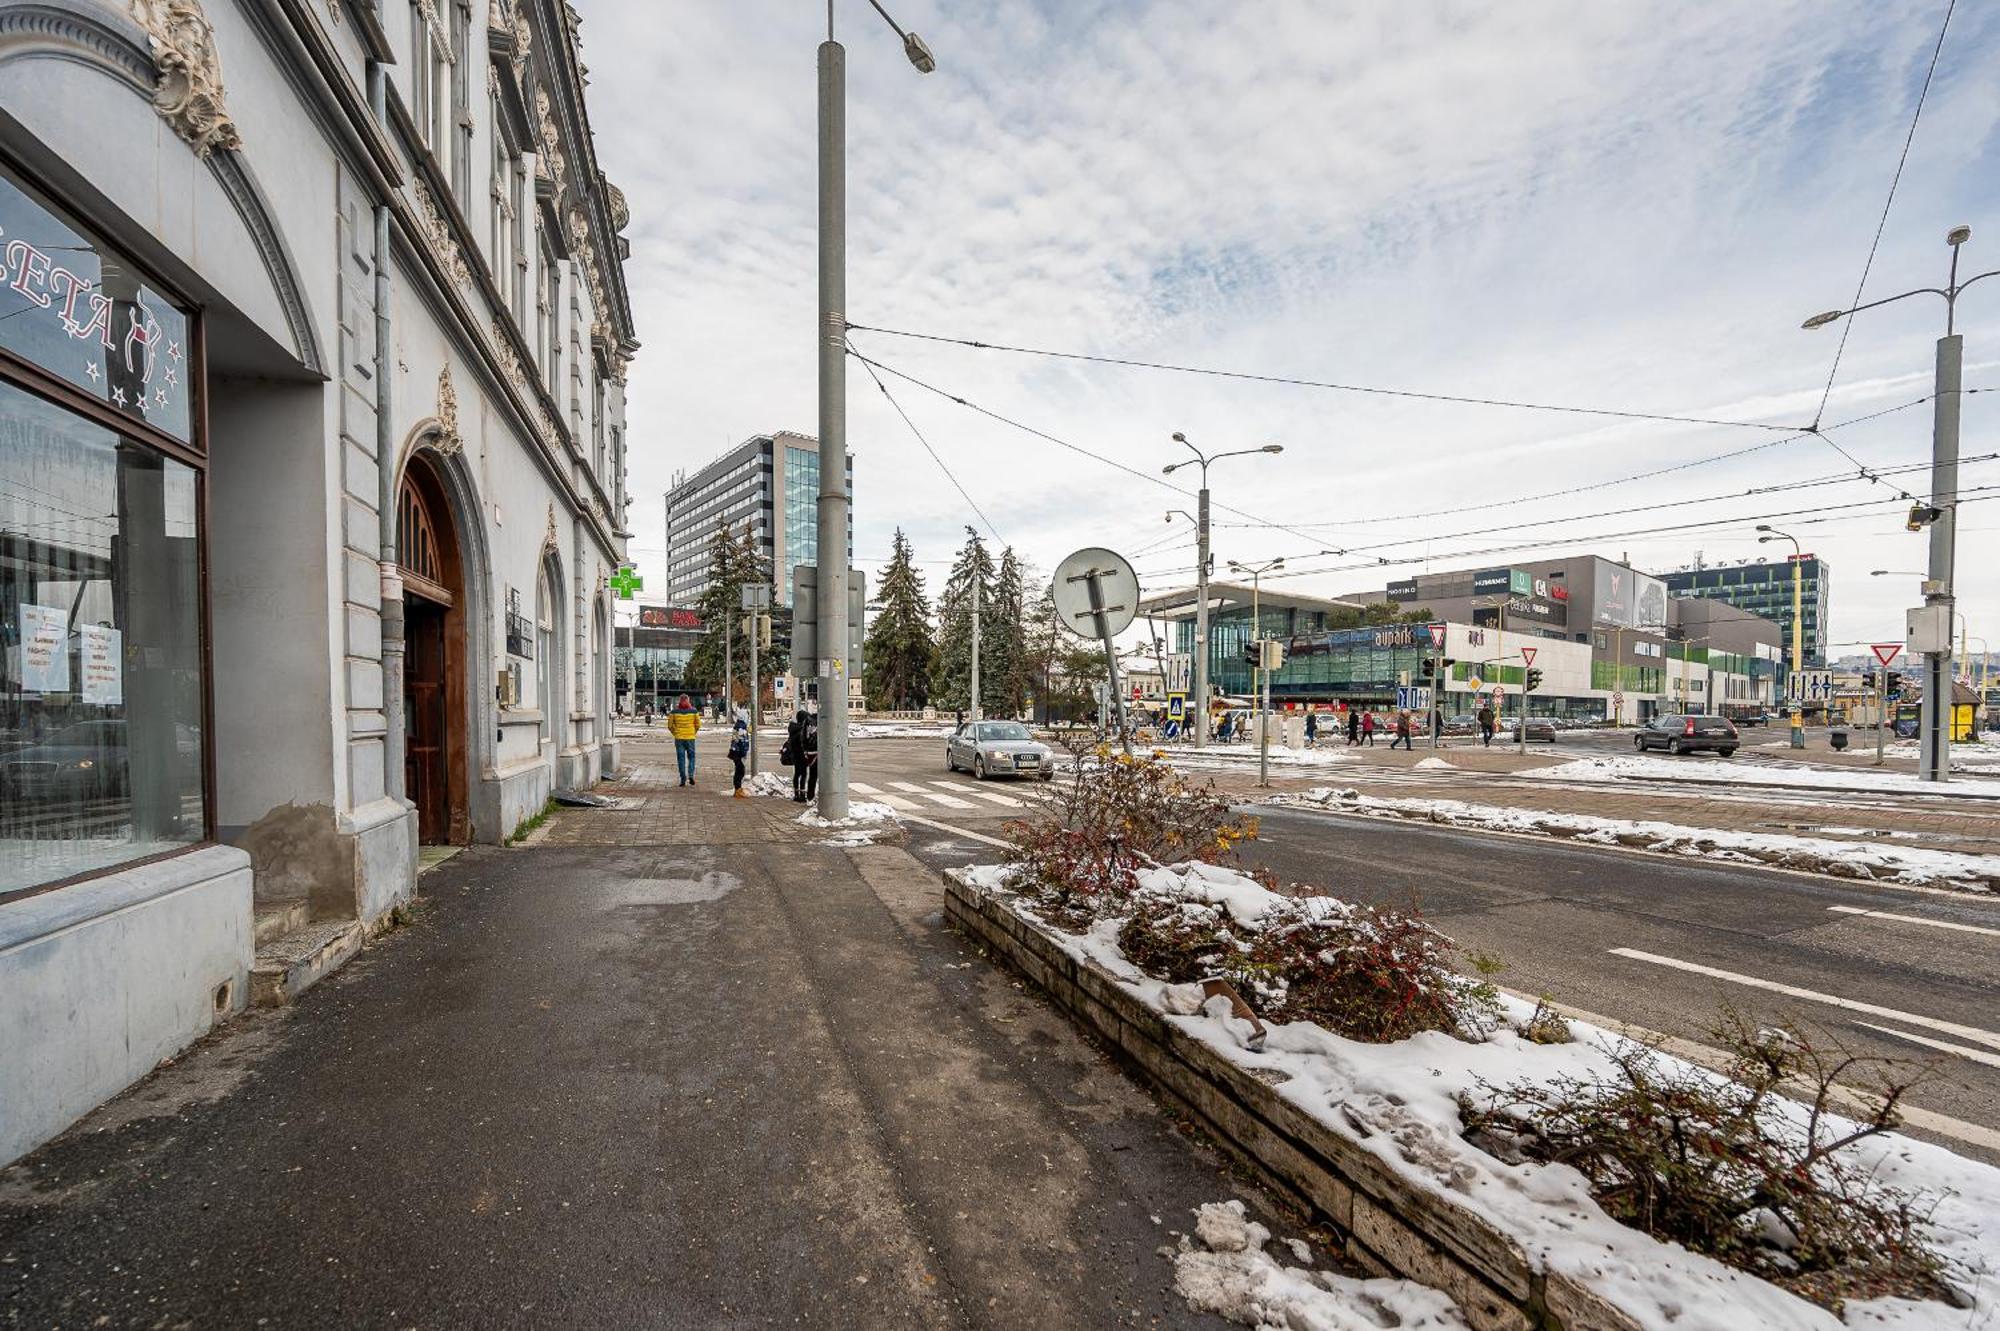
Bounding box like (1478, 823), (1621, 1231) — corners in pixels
(816, 36), (850, 819)
(724, 618), (732, 725)
(1920, 333), (1961, 783)
(1254, 574), (1270, 786)
(970, 561), (981, 722)
(1193, 483), (1210, 748)
(749, 612), (760, 775)
(1875, 670), (1887, 766)
(1788, 550), (1805, 749)
(1084, 570), (1132, 756)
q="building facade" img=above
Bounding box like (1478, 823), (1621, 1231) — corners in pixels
(1662, 556), (1829, 667)
(663, 430), (851, 608)
(0, 0), (636, 1165)
(615, 604), (704, 713)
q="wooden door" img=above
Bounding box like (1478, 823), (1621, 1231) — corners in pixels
(405, 598), (449, 843)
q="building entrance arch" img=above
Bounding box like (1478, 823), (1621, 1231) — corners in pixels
(397, 454), (470, 844)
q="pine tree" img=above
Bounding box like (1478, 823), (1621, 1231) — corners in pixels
(862, 528), (935, 710)
(988, 548), (1028, 717)
(930, 527), (996, 713)
(684, 522), (787, 701)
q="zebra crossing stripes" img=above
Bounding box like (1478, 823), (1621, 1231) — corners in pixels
(890, 781), (975, 810)
(848, 782), (922, 811)
(848, 780), (1030, 812)
(932, 780), (1025, 808)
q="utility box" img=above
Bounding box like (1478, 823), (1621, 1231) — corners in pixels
(1906, 603), (1952, 655)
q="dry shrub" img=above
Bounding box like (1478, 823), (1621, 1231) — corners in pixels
(1460, 1009), (1956, 1314)
(1251, 901), (1495, 1043)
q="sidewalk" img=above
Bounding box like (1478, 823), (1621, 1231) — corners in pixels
(0, 733), (1288, 1328)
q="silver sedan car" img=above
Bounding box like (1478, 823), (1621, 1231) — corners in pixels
(946, 720), (1055, 781)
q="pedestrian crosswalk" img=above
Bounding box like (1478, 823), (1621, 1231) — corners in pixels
(852, 780), (1034, 812)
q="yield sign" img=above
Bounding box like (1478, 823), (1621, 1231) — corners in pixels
(1426, 623), (1447, 649)
(609, 565), (643, 600)
(1520, 647), (1538, 666)
(1871, 642), (1903, 668)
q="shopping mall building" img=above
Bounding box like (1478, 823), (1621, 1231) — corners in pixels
(1140, 554), (1784, 722)
(0, 0), (636, 1163)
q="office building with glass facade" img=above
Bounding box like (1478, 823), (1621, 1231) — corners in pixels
(663, 430), (851, 607)
(1661, 557), (1829, 667)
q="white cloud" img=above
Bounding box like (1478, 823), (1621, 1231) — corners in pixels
(581, 0), (2000, 648)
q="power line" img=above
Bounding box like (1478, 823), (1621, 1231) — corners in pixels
(851, 341), (1004, 544)
(845, 322), (1804, 433)
(1809, 0), (1958, 433)
(845, 342), (1390, 564)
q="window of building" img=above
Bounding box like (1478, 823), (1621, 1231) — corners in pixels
(450, 0), (472, 203)
(536, 567), (553, 740)
(0, 163), (206, 898)
(411, 2), (450, 162)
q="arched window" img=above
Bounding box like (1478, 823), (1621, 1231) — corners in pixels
(536, 565), (553, 742)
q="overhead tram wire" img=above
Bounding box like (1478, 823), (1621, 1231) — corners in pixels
(1809, 0), (1959, 436)
(851, 340), (1004, 545)
(844, 323), (1805, 434)
(842, 341), (1392, 565)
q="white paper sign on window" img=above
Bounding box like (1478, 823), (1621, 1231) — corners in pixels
(80, 622), (123, 704)
(18, 604), (69, 693)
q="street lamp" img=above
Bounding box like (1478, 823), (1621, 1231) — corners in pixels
(1804, 225), (1996, 782)
(1164, 433), (1283, 750)
(1227, 556), (1285, 787)
(814, 1), (934, 820)
(1756, 525), (1807, 749)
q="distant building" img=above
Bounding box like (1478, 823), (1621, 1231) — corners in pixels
(663, 431), (852, 607)
(1662, 557), (1829, 666)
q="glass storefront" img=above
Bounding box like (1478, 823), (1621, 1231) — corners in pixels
(0, 164), (207, 898)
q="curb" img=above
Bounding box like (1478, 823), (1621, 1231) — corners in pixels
(944, 874), (1641, 1331)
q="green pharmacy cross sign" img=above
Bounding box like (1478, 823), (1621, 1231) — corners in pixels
(609, 565), (643, 600)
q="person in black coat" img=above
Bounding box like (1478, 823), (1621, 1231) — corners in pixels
(786, 709), (820, 802)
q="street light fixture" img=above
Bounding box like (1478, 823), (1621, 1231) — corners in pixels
(1755, 525), (1808, 750)
(1802, 226), (1998, 783)
(1164, 433), (1284, 749)
(814, 0), (934, 821)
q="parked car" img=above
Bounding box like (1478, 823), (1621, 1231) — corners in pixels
(946, 720), (1055, 780)
(1634, 713), (1740, 757)
(1509, 718), (1558, 743)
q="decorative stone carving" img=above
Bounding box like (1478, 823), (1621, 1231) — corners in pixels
(411, 179), (473, 291)
(435, 363), (462, 455)
(605, 182), (629, 233)
(128, 0), (241, 157)
(511, 9), (530, 72)
(535, 86), (567, 195)
(543, 502), (559, 552)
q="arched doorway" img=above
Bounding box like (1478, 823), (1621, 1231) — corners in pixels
(397, 454), (470, 844)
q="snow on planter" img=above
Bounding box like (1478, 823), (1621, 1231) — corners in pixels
(950, 859), (2000, 1331)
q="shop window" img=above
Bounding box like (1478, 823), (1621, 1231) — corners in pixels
(1, 166), (206, 898)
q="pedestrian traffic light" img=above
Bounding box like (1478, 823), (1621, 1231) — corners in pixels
(1525, 667), (1543, 693)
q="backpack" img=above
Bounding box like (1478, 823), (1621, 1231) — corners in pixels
(728, 732), (749, 760)
(779, 733), (797, 766)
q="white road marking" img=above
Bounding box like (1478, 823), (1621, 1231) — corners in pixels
(933, 780), (1023, 807)
(1826, 905), (2000, 937)
(889, 780), (976, 809)
(1853, 1022), (2000, 1070)
(851, 782), (882, 794)
(1512, 987), (2000, 1154)
(848, 782), (920, 810)
(899, 813), (1015, 848)
(1607, 948), (2000, 1052)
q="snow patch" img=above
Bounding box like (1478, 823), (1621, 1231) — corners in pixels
(1171, 1200), (1467, 1330)
(1414, 757), (1455, 770)
(795, 800), (899, 829)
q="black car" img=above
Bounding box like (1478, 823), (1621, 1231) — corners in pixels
(1635, 713), (1740, 757)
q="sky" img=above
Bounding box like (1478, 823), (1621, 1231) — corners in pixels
(579, 0), (2000, 658)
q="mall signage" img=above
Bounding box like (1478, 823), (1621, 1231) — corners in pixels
(1470, 567), (1513, 595)
(638, 606), (703, 630)
(1386, 578), (1420, 602)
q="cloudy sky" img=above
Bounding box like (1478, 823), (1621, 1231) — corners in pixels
(581, 0), (1999, 656)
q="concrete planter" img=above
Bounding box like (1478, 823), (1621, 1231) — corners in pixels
(944, 873), (1643, 1331)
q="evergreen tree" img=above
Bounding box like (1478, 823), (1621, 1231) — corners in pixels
(862, 528), (935, 710)
(986, 547), (1028, 717)
(684, 522), (787, 702)
(930, 527), (996, 713)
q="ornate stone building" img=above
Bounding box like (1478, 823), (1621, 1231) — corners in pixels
(0, 0), (637, 1163)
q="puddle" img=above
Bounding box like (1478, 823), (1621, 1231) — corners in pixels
(605, 871), (741, 906)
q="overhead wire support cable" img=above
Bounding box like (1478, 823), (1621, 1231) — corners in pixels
(845, 321), (1806, 433)
(850, 340), (1005, 544)
(1809, 0), (1958, 434)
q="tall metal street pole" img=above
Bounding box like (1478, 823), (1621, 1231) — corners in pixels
(816, 1), (934, 820)
(1757, 527), (1805, 748)
(1166, 434), (1283, 749)
(1804, 225), (1993, 783)
(1230, 557), (1284, 787)
(970, 564), (981, 722)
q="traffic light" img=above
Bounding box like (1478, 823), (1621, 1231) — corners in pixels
(1441, 657), (1456, 671)
(1862, 670), (1877, 689)
(1420, 657), (1437, 680)
(1243, 640), (1262, 665)
(1525, 667), (1543, 693)
(1260, 639), (1287, 672)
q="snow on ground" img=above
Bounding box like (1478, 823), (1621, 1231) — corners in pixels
(849, 721), (953, 739)
(1171, 1199), (1468, 1330)
(1166, 744), (1357, 771)
(1267, 786), (2000, 892)
(1414, 757), (1455, 771)
(745, 771), (792, 798)
(795, 800), (898, 829)
(1525, 752), (2000, 796)
(962, 861), (2000, 1331)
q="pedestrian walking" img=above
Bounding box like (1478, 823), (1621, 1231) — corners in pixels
(668, 693), (701, 786)
(728, 717), (750, 798)
(786, 708), (819, 802)
(1390, 709), (1413, 750)
(1346, 707), (1360, 746)
(1304, 710), (1319, 747)
(1361, 711), (1377, 746)
(1431, 709), (1444, 744)
(1477, 701), (1496, 747)
(1217, 711), (1234, 743)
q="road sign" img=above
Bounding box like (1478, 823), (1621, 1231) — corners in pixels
(1395, 685), (1432, 711)
(609, 565), (642, 600)
(1492, 686), (1506, 700)
(1872, 642), (1904, 668)
(793, 566), (866, 675)
(1520, 647), (1537, 666)
(1052, 547), (1140, 639)
(1426, 623), (1447, 649)
(1466, 674), (1484, 692)
(1165, 652), (1192, 694)
(1786, 669), (1834, 703)
(1167, 693), (1185, 720)
(741, 583), (771, 610)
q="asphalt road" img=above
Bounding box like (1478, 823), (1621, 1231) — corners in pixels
(851, 733), (2000, 1166)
